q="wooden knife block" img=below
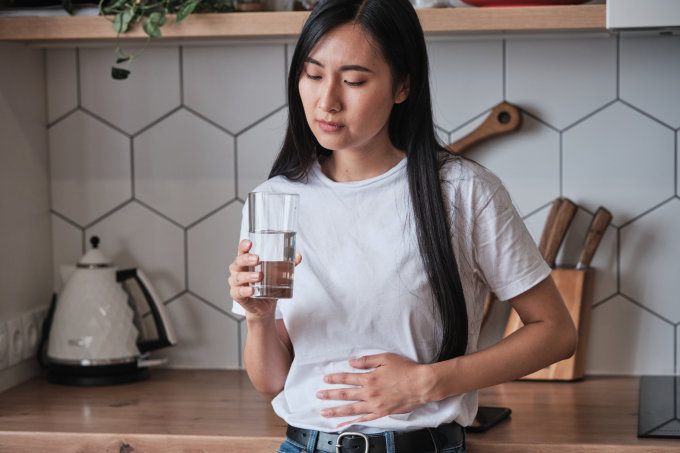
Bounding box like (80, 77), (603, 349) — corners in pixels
(503, 268), (595, 381)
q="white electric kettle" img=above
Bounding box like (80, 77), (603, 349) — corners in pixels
(46, 236), (177, 386)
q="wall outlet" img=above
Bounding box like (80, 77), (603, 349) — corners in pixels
(0, 321), (9, 370)
(22, 312), (39, 361)
(7, 317), (24, 367)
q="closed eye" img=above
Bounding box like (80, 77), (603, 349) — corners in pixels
(344, 80), (364, 87)
(305, 73), (322, 81)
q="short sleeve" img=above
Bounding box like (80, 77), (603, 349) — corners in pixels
(472, 180), (551, 302)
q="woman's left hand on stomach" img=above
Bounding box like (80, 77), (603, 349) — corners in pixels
(316, 353), (433, 428)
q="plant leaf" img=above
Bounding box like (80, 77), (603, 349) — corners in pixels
(111, 67), (130, 80)
(112, 12), (124, 33)
(176, 0), (199, 23)
(116, 57), (131, 63)
(149, 12), (168, 27)
(143, 20), (162, 38)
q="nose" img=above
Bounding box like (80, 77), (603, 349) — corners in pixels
(318, 78), (342, 113)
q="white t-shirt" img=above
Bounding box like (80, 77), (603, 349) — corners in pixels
(233, 156), (550, 433)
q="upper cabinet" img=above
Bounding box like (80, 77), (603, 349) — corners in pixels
(0, 5), (606, 41)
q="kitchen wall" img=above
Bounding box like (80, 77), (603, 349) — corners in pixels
(2, 27), (678, 385)
(0, 42), (52, 392)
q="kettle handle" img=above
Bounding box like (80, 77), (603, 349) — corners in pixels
(117, 268), (177, 352)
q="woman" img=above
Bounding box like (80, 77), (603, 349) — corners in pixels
(229, 1), (577, 452)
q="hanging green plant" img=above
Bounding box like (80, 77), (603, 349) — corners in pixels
(96, 0), (235, 80)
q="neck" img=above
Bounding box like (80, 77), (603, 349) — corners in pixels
(321, 145), (405, 182)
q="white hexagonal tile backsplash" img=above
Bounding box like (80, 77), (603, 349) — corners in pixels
(85, 202), (184, 302)
(464, 114), (560, 216)
(134, 108), (236, 227)
(620, 200), (680, 323)
(187, 202), (243, 312)
(428, 38), (503, 132)
(506, 34), (617, 130)
(587, 296), (674, 375)
(49, 110), (131, 227)
(620, 34), (680, 128)
(79, 46), (181, 135)
(236, 107), (288, 197)
(183, 44), (287, 134)
(563, 102), (675, 226)
(46, 49), (78, 124)
(163, 293), (241, 369)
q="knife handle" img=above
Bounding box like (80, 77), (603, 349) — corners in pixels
(446, 102), (521, 154)
(576, 207), (612, 269)
(539, 198), (563, 259)
(543, 198), (577, 267)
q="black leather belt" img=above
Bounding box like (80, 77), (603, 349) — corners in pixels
(286, 422), (464, 453)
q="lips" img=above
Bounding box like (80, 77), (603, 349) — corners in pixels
(317, 120), (343, 133)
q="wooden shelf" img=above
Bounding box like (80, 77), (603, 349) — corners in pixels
(0, 5), (606, 42)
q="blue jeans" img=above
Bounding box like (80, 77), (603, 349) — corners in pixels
(276, 429), (466, 453)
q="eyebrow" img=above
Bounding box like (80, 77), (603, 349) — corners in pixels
(305, 57), (373, 73)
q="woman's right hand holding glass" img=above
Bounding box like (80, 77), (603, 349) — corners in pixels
(228, 239), (277, 320)
(228, 239), (302, 321)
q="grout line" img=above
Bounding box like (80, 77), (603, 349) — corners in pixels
(83, 199), (134, 230)
(183, 105), (235, 136)
(615, 225), (621, 295)
(502, 38), (507, 101)
(615, 33), (620, 99)
(591, 292), (618, 310)
(618, 98), (676, 130)
(234, 104), (288, 137)
(79, 106), (132, 138)
(134, 199), (185, 230)
(237, 321), (244, 369)
(559, 131), (564, 197)
(75, 47), (81, 107)
(188, 290), (242, 322)
(617, 195), (675, 230)
(184, 229), (189, 292)
(561, 98), (617, 133)
(234, 135), (240, 199)
(130, 136), (135, 198)
(185, 198), (241, 230)
(132, 105), (183, 138)
(179, 46), (184, 105)
(620, 294), (676, 326)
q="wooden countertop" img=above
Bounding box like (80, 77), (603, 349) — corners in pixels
(0, 369), (677, 452)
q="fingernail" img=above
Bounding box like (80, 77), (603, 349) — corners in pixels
(248, 255), (257, 264)
(323, 376), (330, 383)
(316, 392), (325, 399)
(320, 409), (331, 417)
(250, 272), (259, 280)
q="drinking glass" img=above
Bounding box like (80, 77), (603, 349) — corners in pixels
(248, 192), (299, 299)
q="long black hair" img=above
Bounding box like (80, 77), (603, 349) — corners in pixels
(269, 0), (468, 362)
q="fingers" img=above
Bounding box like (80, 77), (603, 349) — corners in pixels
(316, 385), (363, 402)
(336, 414), (379, 429)
(323, 372), (365, 387)
(349, 354), (385, 370)
(320, 401), (369, 418)
(237, 238), (252, 254)
(229, 284), (255, 301)
(294, 252), (302, 266)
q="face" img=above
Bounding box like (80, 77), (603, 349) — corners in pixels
(298, 23), (408, 156)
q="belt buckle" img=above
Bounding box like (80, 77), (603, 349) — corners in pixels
(336, 432), (369, 453)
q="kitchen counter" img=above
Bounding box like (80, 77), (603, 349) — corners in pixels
(0, 369), (677, 452)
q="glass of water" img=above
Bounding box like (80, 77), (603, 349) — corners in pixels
(248, 192), (299, 299)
